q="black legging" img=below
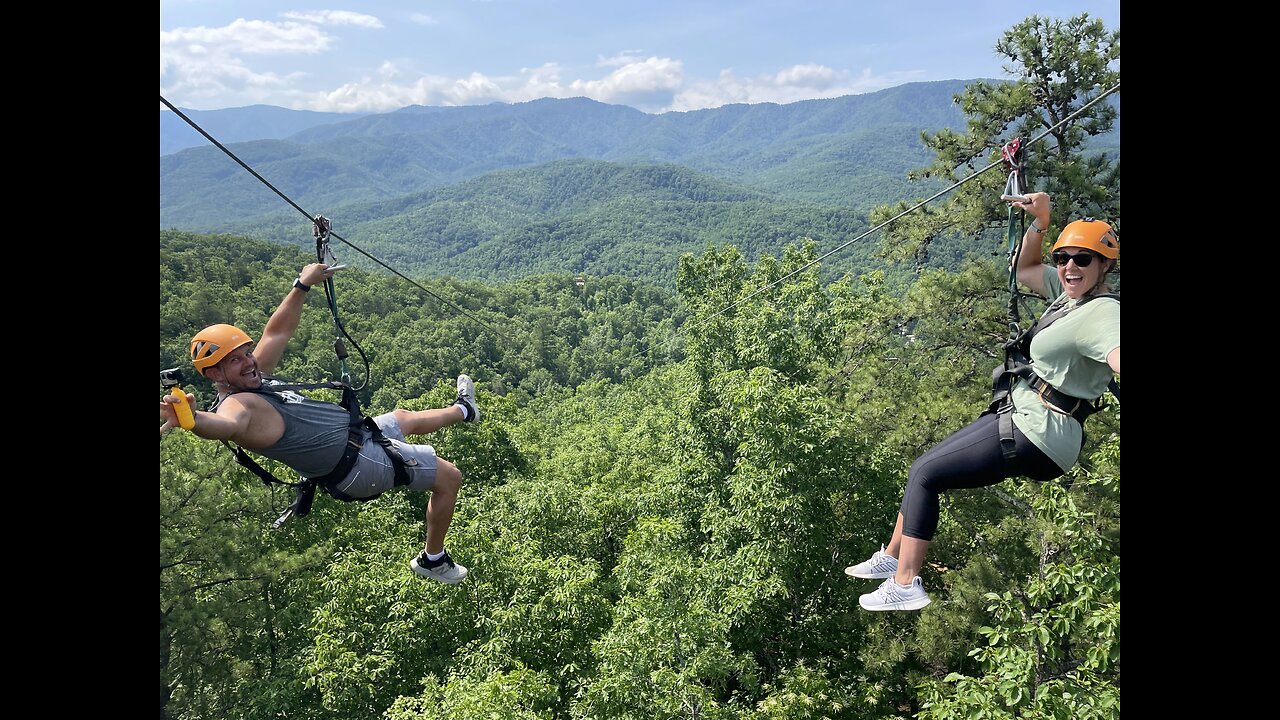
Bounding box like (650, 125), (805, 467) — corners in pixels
(899, 412), (1064, 541)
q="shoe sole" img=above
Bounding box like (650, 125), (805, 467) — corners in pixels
(859, 595), (932, 611)
(844, 567), (897, 579)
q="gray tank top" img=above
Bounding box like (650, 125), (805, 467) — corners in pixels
(242, 382), (351, 478)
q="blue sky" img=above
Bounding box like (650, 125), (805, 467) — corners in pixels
(160, 0), (1120, 113)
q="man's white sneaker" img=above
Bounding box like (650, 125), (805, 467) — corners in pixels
(844, 545), (898, 579)
(859, 576), (932, 611)
(455, 374), (481, 423)
(410, 550), (469, 584)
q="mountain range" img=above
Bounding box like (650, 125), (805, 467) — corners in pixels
(160, 81), (1119, 285)
(160, 104), (367, 156)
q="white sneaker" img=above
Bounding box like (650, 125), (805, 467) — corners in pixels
(410, 550), (469, 584)
(455, 374), (481, 423)
(844, 545), (898, 579)
(859, 576), (932, 611)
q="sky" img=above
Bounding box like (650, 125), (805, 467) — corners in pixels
(160, 0), (1120, 114)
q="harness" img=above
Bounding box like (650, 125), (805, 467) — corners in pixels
(983, 293), (1120, 461)
(214, 215), (407, 527)
(988, 137), (1120, 462)
(214, 378), (412, 528)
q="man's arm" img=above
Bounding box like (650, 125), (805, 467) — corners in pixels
(161, 393), (252, 441)
(1012, 192), (1052, 297)
(254, 263), (335, 375)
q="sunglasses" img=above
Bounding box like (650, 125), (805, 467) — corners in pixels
(1051, 251), (1097, 268)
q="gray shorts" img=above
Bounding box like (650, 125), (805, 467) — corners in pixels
(328, 412), (438, 500)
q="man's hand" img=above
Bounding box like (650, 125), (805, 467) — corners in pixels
(160, 391), (196, 436)
(258, 263), (339, 374)
(298, 262), (336, 289)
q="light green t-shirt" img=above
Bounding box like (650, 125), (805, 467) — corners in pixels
(1010, 266), (1121, 472)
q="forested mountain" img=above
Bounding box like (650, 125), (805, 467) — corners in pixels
(162, 81), (1117, 287)
(216, 159), (922, 287)
(159, 81), (976, 230)
(160, 104), (366, 156)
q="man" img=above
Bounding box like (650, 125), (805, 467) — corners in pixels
(160, 262), (479, 584)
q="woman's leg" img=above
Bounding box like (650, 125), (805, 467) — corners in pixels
(895, 413), (1059, 583)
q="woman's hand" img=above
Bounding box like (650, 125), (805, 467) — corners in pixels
(1016, 192), (1051, 231)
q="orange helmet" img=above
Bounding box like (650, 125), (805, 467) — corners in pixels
(1051, 218), (1119, 260)
(190, 324), (253, 375)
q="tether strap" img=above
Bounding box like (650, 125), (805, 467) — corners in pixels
(313, 215), (352, 386)
(997, 404), (1018, 462)
(999, 137), (1030, 340)
(228, 444), (307, 488)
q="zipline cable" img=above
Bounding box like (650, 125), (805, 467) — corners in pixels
(160, 94), (500, 335)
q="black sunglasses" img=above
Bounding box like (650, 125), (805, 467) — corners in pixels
(1051, 251), (1097, 268)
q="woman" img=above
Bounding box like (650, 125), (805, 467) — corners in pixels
(846, 192), (1120, 611)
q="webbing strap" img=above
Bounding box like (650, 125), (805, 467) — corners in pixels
(313, 215), (352, 385)
(997, 405), (1018, 462)
(1005, 203), (1023, 336)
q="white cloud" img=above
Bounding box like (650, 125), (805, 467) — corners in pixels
(281, 10), (383, 28)
(160, 19), (332, 105)
(568, 57), (683, 109)
(409, 13), (437, 26)
(670, 64), (926, 111)
(597, 51), (646, 68)
(162, 18), (332, 56)
(315, 72), (504, 112)
(162, 19), (920, 115)
(296, 58), (922, 114)
(303, 57), (685, 113)
(773, 63), (842, 88)
(518, 63), (563, 90)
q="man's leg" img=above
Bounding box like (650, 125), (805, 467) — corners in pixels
(393, 407), (464, 435)
(423, 458), (461, 555)
(393, 374), (480, 434)
(409, 456), (469, 584)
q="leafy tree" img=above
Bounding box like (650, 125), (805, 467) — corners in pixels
(916, 433), (1120, 719)
(160, 431), (332, 719)
(875, 13), (1119, 271)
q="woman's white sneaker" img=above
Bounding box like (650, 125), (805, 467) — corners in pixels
(844, 545), (899, 579)
(859, 576), (931, 611)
